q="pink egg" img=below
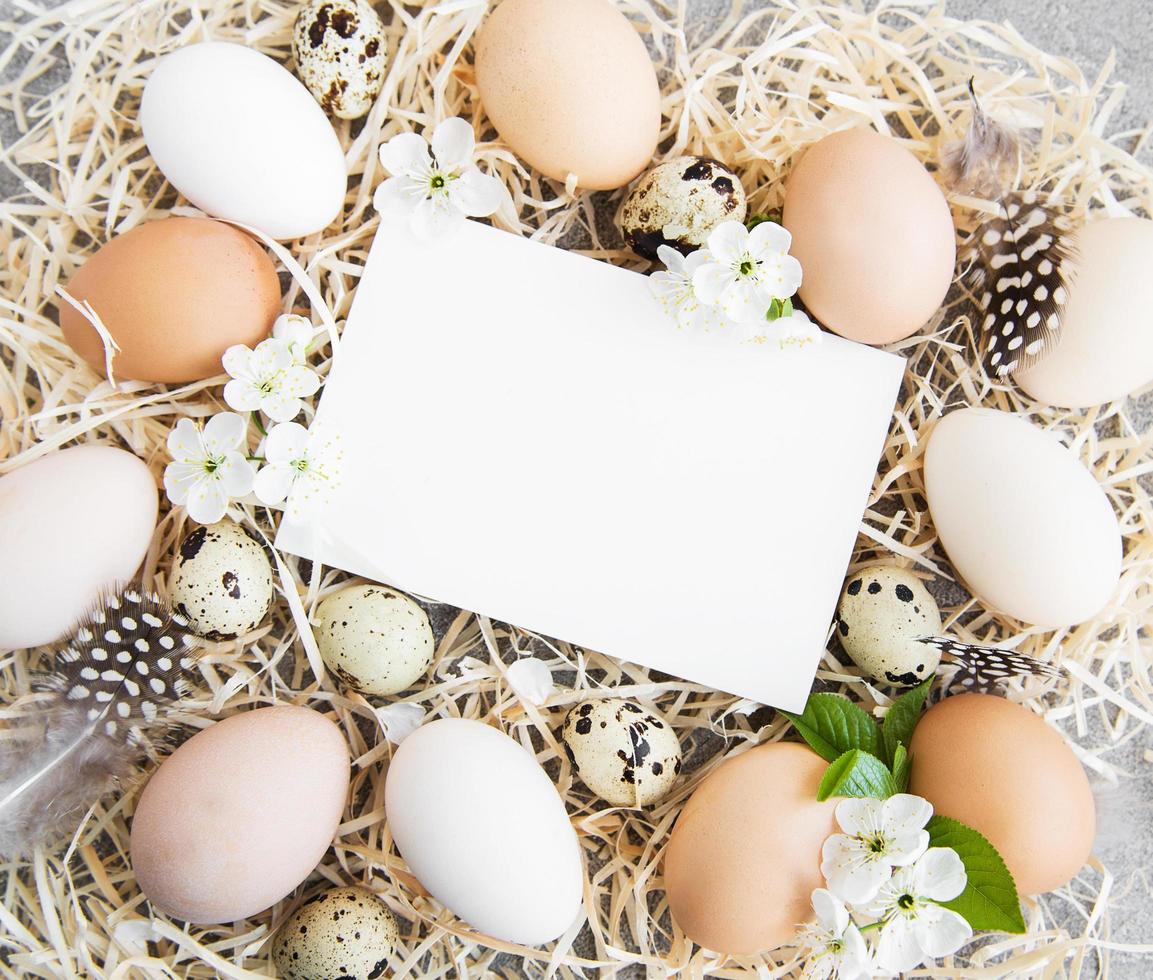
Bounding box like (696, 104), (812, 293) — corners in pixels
(0, 445), (157, 649)
(131, 706), (350, 923)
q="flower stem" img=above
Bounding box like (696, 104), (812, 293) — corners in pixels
(251, 411), (268, 437)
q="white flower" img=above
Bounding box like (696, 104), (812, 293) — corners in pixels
(693, 220), (803, 323)
(821, 794), (933, 904)
(375, 703), (426, 745)
(798, 889), (871, 980)
(222, 338), (321, 423)
(164, 413), (256, 525)
(253, 421), (342, 517)
(650, 244), (734, 331)
(506, 658), (555, 706)
(752, 309), (824, 350)
(272, 313), (316, 365)
(374, 117), (504, 238)
(865, 848), (972, 973)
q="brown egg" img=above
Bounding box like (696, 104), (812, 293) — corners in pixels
(664, 742), (837, 954)
(910, 693), (1095, 895)
(475, 0), (660, 191)
(59, 217), (280, 383)
(782, 129), (956, 345)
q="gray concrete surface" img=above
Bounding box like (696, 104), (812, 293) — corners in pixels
(1, 0), (1151, 975)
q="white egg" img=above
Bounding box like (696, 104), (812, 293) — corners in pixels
(1016, 218), (1153, 407)
(621, 155), (747, 260)
(561, 698), (682, 806)
(169, 520), (273, 639)
(385, 719), (583, 945)
(836, 566), (942, 686)
(925, 408), (1121, 628)
(273, 886), (398, 980)
(140, 42), (346, 239)
(293, 0), (387, 121)
(314, 584), (434, 695)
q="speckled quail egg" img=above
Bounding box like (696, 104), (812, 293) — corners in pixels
(272, 886), (398, 980)
(561, 698), (682, 807)
(621, 155), (747, 260)
(314, 583), (434, 695)
(292, 0), (387, 121)
(836, 565), (943, 687)
(169, 521), (273, 640)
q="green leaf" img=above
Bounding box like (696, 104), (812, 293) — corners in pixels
(766, 298), (783, 322)
(781, 694), (882, 762)
(746, 211), (780, 231)
(881, 679), (932, 766)
(891, 743), (912, 791)
(780, 297), (794, 318)
(927, 816), (1027, 934)
(816, 750), (897, 801)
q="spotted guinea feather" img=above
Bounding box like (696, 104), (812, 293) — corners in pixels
(0, 586), (199, 857)
(915, 635), (1063, 693)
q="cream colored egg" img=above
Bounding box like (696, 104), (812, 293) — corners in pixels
(169, 521), (273, 640)
(474, 0), (660, 190)
(292, 0), (386, 121)
(273, 887), (398, 980)
(924, 408), (1121, 628)
(314, 584), (434, 695)
(836, 566), (942, 687)
(561, 698), (681, 806)
(1016, 218), (1153, 407)
(621, 156), (747, 260)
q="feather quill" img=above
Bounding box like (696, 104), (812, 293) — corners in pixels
(0, 586), (199, 857)
(943, 80), (1076, 377)
(915, 635), (1064, 694)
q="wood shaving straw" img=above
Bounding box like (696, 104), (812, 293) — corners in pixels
(1, 0), (1151, 976)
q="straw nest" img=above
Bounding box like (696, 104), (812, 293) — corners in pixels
(1, 0), (1151, 976)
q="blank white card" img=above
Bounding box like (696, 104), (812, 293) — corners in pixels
(276, 219), (904, 712)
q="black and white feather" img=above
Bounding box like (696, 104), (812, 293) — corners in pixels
(0, 586), (199, 857)
(915, 635), (1064, 693)
(943, 79), (1076, 378)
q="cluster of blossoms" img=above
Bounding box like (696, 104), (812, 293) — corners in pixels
(650, 219), (820, 349)
(164, 314), (341, 524)
(802, 794), (972, 978)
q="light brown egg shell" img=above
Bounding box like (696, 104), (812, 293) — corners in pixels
(273, 886), (398, 980)
(169, 521), (273, 640)
(621, 156), (748, 260)
(292, 0), (386, 120)
(836, 566), (942, 686)
(561, 698), (682, 806)
(313, 584), (434, 696)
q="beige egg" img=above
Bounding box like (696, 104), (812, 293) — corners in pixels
(924, 408), (1120, 628)
(837, 566), (942, 686)
(130, 706), (350, 923)
(621, 156), (748, 260)
(783, 129), (956, 345)
(292, 0), (386, 120)
(273, 886), (398, 980)
(664, 742), (837, 954)
(1016, 218), (1153, 407)
(169, 521), (273, 640)
(910, 693), (1095, 895)
(475, 0), (660, 190)
(561, 698), (682, 806)
(314, 584), (434, 695)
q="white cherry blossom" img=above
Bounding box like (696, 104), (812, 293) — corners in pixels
(754, 309), (824, 350)
(222, 337), (320, 422)
(253, 421), (342, 517)
(271, 313), (316, 365)
(374, 117), (504, 238)
(798, 889), (872, 980)
(164, 412), (255, 525)
(506, 658), (556, 706)
(865, 847), (972, 973)
(821, 794), (933, 904)
(692, 220), (802, 323)
(650, 244), (733, 331)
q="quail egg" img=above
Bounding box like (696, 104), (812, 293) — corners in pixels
(169, 520), (273, 639)
(621, 155), (747, 260)
(836, 565), (943, 687)
(272, 886), (398, 980)
(561, 698), (682, 806)
(314, 583), (434, 695)
(292, 0), (387, 120)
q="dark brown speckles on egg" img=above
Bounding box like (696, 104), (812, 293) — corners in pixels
(293, 0), (387, 121)
(273, 886), (398, 980)
(895, 583), (915, 602)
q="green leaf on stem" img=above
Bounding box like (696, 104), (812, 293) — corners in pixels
(781, 693), (882, 762)
(881, 679), (932, 766)
(927, 815), (1027, 933)
(816, 749), (897, 801)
